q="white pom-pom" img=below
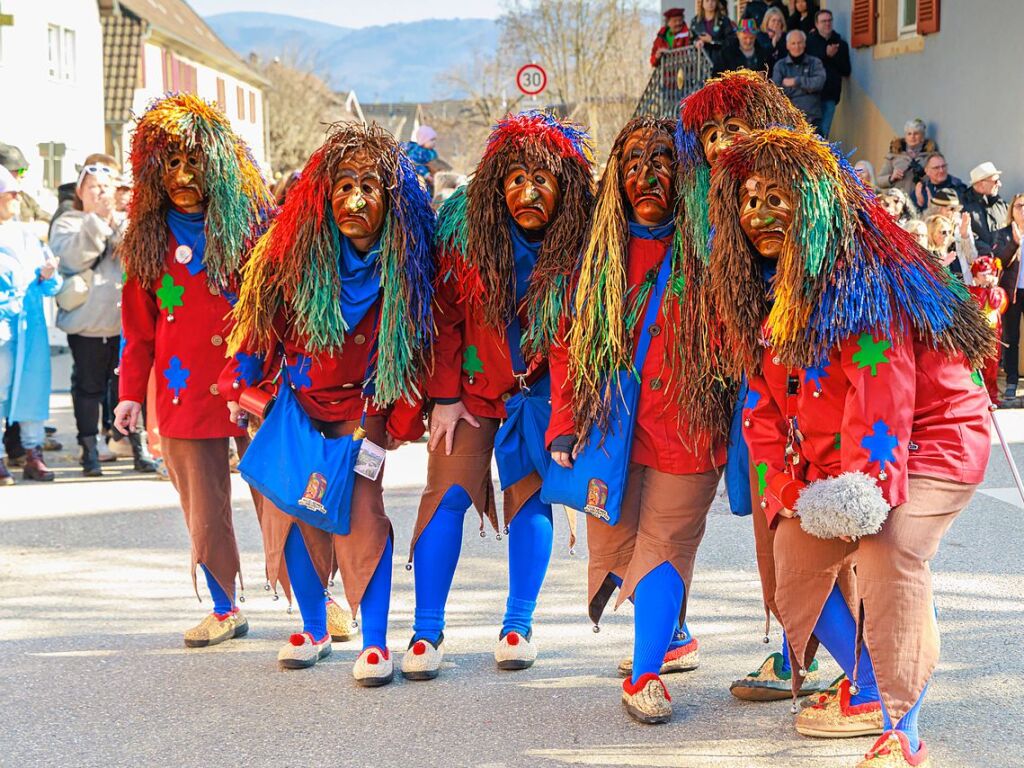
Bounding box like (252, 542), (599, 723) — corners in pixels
(795, 472), (890, 540)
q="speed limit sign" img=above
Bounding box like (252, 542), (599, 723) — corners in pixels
(516, 63), (547, 96)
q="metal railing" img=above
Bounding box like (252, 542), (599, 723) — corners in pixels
(633, 47), (713, 119)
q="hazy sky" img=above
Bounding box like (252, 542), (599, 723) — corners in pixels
(190, 0), (505, 26)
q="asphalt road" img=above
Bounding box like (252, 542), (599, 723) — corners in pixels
(1, 394), (1022, 768)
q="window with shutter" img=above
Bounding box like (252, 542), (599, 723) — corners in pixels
(216, 78), (226, 111)
(851, 0), (877, 48)
(917, 0), (940, 35)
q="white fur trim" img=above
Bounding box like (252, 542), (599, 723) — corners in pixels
(795, 472), (890, 540)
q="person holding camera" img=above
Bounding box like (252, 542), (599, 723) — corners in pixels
(878, 119), (937, 197)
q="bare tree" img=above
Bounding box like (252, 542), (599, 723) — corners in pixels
(253, 54), (356, 174)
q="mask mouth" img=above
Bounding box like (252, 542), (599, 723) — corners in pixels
(513, 202), (548, 219)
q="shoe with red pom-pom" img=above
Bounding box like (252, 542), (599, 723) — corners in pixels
(857, 731), (931, 767)
(621, 673), (672, 724)
(495, 630), (537, 671)
(353, 646), (394, 687)
(795, 678), (885, 738)
(618, 637), (701, 678)
(277, 632), (331, 670)
(401, 634), (445, 680)
(183, 608), (248, 648)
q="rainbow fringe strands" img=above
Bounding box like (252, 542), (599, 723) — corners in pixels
(120, 92), (275, 288)
(707, 127), (995, 375)
(437, 110), (595, 359)
(229, 122), (436, 407)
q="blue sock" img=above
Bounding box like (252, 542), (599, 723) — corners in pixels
(501, 492), (553, 637)
(412, 485), (470, 643)
(283, 525), (327, 639)
(199, 564), (233, 615)
(360, 537), (393, 651)
(884, 680), (927, 754)
(780, 632), (792, 673)
(630, 562), (684, 684)
(812, 584), (879, 706)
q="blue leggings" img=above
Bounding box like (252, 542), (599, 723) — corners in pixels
(630, 562), (685, 684)
(812, 584), (879, 706)
(199, 564), (233, 616)
(501, 493), (553, 637)
(360, 537), (393, 651)
(884, 681), (927, 754)
(609, 572), (692, 651)
(283, 525), (327, 640)
(412, 486), (553, 642)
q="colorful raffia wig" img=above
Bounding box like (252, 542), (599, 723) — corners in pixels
(120, 93), (275, 288)
(229, 122), (435, 406)
(435, 110), (594, 357)
(567, 116), (730, 441)
(707, 128), (995, 376)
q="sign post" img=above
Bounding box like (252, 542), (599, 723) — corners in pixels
(516, 63), (548, 99)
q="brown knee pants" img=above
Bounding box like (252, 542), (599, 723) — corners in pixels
(586, 463), (721, 625)
(774, 474), (976, 721)
(162, 433), (254, 602)
(258, 416), (392, 616)
(411, 417), (540, 559)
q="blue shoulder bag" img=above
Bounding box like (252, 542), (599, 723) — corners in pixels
(540, 249), (672, 525)
(724, 375), (753, 516)
(239, 355), (375, 537)
(493, 315), (553, 490)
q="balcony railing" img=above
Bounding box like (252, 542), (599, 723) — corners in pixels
(634, 47), (713, 119)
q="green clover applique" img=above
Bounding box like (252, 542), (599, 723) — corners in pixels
(852, 333), (892, 376)
(755, 462), (768, 496)
(156, 273), (184, 314)
(463, 345), (484, 379)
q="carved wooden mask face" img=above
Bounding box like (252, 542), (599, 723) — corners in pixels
(700, 113), (752, 165)
(503, 161), (561, 232)
(739, 173), (793, 259)
(331, 149), (387, 250)
(162, 144), (205, 212)
(621, 128), (675, 226)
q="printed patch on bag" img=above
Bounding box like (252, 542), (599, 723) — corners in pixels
(298, 472), (328, 514)
(584, 478), (610, 521)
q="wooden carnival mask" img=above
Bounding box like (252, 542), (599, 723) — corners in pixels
(739, 174), (793, 259)
(331, 149), (387, 252)
(700, 113), (752, 165)
(503, 161), (561, 232)
(621, 128), (674, 226)
(162, 144), (205, 212)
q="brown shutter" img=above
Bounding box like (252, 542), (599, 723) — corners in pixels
(917, 0), (940, 35)
(850, 0), (877, 48)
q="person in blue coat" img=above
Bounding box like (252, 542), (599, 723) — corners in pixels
(0, 165), (61, 484)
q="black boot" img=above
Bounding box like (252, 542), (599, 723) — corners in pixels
(79, 436), (103, 477)
(3, 422), (26, 468)
(129, 432), (158, 473)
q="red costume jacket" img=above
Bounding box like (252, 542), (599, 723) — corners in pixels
(427, 254), (546, 420)
(650, 24), (692, 66)
(547, 233), (725, 476)
(120, 233), (243, 440)
(743, 325), (991, 527)
(221, 301), (424, 443)
(967, 285), (1008, 335)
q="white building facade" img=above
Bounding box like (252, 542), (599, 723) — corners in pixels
(0, 0), (105, 210)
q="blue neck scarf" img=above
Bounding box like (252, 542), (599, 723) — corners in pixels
(508, 220), (542, 305)
(165, 208), (207, 277)
(331, 219), (382, 332)
(628, 219), (675, 241)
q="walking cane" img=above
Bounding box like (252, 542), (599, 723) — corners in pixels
(990, 405), (1024, 506)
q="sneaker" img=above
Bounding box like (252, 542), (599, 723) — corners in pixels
(183, 608), (249, 648)
(729, 652), (824, 702)
(618, 637), (700, 678)
(277, 632), (331, 670)
(495, 630), (537, 671)
(352, 646), (394, 687)
(98, 440), (117, 463)
(154, 458), (170, 481)
(621, 673), (672, 724)
(0, 458), (14, 486)
(401, 635), (445, 681)
(857, 731), (931, 767)
(327, 599), (358, 642)
(108, 436), (133, 459)
(42, 435), (63, 452)
(795, 678), (885, 738)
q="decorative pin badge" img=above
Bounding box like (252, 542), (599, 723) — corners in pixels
(174, 245), (193, 265)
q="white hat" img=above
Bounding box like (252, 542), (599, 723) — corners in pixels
(970, 161), (1001, 185)
(0, 165), (20, 195)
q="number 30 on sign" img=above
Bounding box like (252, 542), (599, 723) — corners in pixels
(516, 63), (547, 96)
